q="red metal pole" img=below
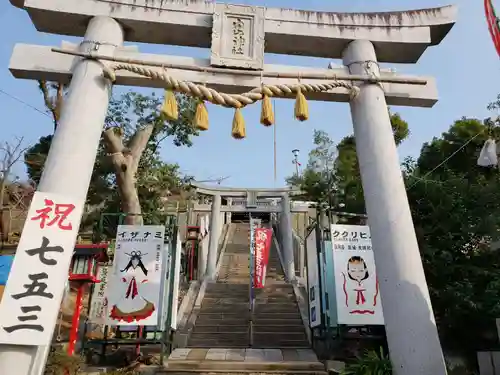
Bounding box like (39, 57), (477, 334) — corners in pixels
(67, 283), (85, 355)
(136, 326), (143, 356)
(189, 240), (195, 281)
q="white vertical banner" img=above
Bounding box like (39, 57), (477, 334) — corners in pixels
(170, 231), (182, 330)
(88, 265), (111, 324)
(331, 224), (384, 325)
(0, 192), (84, 345)
(306, 229), (321, 328)
(106, 225), (165, 326)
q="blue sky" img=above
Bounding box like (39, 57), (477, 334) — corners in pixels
(0, 0), (498, 188)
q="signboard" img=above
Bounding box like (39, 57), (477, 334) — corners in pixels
(306, 229), (321, 328)
(169, 233), (182, 329)
(331, 224), (384, 325)
(253, 228), (272, 289)
(0, 192), (84, 345)
(0, 256), (14, 303)
(106, 225), (165, 326)
(323, 241), (337, 327)
(88, 265), (110, 324)
(0, 256), (14, 285)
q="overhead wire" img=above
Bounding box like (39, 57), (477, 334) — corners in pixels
(0, 88), (51, 119)
(406, 131), (483, 191)
(0, 85), (488, 193)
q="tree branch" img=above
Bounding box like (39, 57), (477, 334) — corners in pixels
(102, 128), (127, 172)
(126, 124), (154, 174)
(38, 81), (59, 131)
(103, 128), (125, 155)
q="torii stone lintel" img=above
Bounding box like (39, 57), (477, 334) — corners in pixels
(10, 0), (456, 63)
(9, 44), (439, 108)
(190, 182), (304, 198)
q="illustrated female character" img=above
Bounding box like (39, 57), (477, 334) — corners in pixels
(120, 251), (148, 275)
(109, 250), (155, 323)
(341, 256), (380, 315)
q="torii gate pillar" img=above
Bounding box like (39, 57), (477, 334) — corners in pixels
(279, 194), (295, 281)
(206, 194), (222, 280)
(0, 15), (123, 375)
(343, 39), (446, 374)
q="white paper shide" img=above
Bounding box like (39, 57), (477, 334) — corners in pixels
(107, 225), (165, 326)
(331, 224), (384, 325)
(0, 192), (84, 345)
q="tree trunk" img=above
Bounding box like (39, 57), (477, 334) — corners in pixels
(103, 125), (154, 226)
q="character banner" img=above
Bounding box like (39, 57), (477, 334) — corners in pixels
(331, 224), (384, 325)
(253, 228), (272, 289)
(0, 192), (84, 345)
(106, 225), (165, 326)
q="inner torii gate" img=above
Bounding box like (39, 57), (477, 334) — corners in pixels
(191, 182), (306, 281)
(3, 1), (456, 374)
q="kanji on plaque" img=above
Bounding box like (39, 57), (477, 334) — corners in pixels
(253, 228), (272, 289)
(0, 192), (84, 345)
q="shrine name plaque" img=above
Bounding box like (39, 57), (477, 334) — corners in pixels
(210, 4), (265, 70)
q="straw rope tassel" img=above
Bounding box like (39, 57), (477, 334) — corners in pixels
(260, 95), (275, 126)
(193, 101), (209, 131)
(161, 89), (179, 121)
(232, 108), (246, 139)
(294, 87), (309, 122)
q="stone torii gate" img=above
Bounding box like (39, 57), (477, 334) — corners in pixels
(191, 182), (305, 281)
(4, 1), (456, 374)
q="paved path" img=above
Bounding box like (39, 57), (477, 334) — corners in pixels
(168, 348), (319, 362)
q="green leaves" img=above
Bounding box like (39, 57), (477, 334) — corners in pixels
(342, 348), (392, 375)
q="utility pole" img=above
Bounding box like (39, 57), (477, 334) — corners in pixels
(292, 149), (300, 177)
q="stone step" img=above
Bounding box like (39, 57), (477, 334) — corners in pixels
(252, 313), (302, 320)
(253, 333), (308, 342)
(252, 325), (306, 334)
(195, 315), (250, 325)
(195, 319), (251, 327)
(187, 337), (250, 348)
(206, 283), (249, 292)
(162, 349), (325, 374)
(200, 307), (250, 314)
(192, 325), (250, 334)
(252, 342), (311, 349)
(162, 357), (324, 374)
(202, 299), (250, 306)
(201, 303), (249, 310)
(254, 305), (299, 313)
(189, 332), (250, 341)
(251, 318), (303, 325)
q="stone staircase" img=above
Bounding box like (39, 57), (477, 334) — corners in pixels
(163, 222), (325, 374)
(253, 235), (309, 348)
(187, 222), (308, 348)
(187, 223), (251, 348)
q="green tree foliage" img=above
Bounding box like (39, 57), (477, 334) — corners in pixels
(416, 117), (497, 180)
(406, 117), (500, 359)
(288, 107), (500, 363)
(286, 129), (337, 204)
(26, 88), (197, 231)
(287, 111), (409, 214)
